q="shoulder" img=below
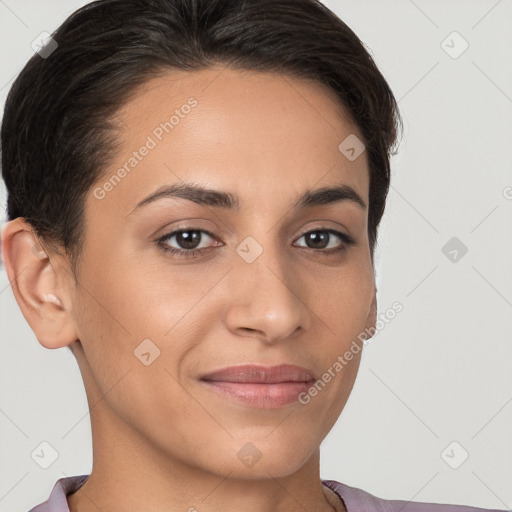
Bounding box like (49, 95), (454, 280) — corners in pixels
(27, 475), (89, 512)
(322, 479), (507, 512)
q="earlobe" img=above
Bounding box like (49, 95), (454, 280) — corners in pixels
(1, 218), (78, 349)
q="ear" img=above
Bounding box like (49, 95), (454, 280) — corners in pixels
(1, 218), (79, 349)
(362, 287), (377, 341)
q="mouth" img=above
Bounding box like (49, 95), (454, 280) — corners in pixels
(199, 364), (316, 409)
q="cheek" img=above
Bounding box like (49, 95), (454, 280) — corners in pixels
(71, 284), (133, 397)
(300, 259), (373, 409)
(70, 257), (224, 403)
(308, 261), (374, 337)
(69, 258), (162, 401)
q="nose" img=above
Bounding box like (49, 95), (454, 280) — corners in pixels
(224, 241), (312, 344)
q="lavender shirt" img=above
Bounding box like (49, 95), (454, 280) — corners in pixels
(27, 475), (506, 512)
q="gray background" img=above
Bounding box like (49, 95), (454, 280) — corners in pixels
(1, 1), (511, 511)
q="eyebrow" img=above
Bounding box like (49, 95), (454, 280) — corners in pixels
(129, 182), (366, 215)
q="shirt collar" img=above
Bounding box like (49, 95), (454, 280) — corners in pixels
(28, 475), (89, 512)
(30, 475), (382, 512)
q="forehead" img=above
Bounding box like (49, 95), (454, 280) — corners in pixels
(89, 65), (369, 217)
(117, 66), (358, 132)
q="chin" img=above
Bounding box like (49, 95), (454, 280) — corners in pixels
(200, 433), (318, 480)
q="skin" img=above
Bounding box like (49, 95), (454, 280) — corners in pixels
(2, 65), (377, 512)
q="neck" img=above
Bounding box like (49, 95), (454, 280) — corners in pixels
(67, 419), (339, 512)
(66, 351), (345, 512)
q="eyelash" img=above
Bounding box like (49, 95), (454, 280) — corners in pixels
(155, 227), (356, 260)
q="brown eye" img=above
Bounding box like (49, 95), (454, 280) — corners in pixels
(171, 230), (202, 250)
(156, 228), (222, 258)
(294, 229), (355, 252)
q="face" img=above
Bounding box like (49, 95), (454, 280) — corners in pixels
(63, 66), (376, 478)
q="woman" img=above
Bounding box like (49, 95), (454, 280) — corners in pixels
(0, 0), (506, 511)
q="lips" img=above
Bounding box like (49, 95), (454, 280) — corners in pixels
(199, 364), (316, 408)
(200, 364), (316, 383)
